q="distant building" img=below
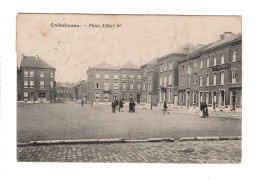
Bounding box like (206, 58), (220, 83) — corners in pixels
(86, 61), (142, 103)
(56, 82), (75, 100)
(75, 80), (88, 99)
(177, 32), (242, 111)
(17, 55), (56, 103)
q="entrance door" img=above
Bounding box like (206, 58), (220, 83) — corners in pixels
(231, 91), (236, 111)
(212, 91), (216, 110)
(186, 90), (190, 108)
(30, 92), (34, 103)
(137, 94), (140, 103)
(174, 96), (178, 107)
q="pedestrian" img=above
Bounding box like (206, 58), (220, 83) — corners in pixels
(163, 101), (169, 115)
(202, 102), (209, 118)
(119, 99), (124, 112)
(132, 100), (136, 112)
(81, 98), (84, 107)
(129, 100), (132, 112)
(115, 99), (119, 111)
(111, 101), (116, 113)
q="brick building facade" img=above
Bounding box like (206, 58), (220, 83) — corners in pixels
(86, 61), (142, 103)
(177, 32), (242, 111)
(56, 82), (75, 100)
(17, 55), (56, 103)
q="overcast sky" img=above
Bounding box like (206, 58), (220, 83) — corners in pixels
(16, 14), (241, 83)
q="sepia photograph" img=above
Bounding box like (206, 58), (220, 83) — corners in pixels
(16, 14), (242, 163)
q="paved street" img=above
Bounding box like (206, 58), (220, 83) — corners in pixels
(17, 140), (241, 163)
(17, 103), (241, 143)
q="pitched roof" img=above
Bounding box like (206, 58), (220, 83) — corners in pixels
(92, 61), (117, 69)
(20, 56), (55, 69)
(121, 61), (140, 69)
(203, 33), (242, 51)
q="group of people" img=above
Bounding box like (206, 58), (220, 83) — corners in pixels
(200, 102), (209, 118)
(111, 99), (124, 113)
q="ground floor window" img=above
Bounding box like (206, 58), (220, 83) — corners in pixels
(24, 92), (28, 100)
(38, 92), (46, 98)
(104, 94), (109, 101)
(95, 93), (100, 101)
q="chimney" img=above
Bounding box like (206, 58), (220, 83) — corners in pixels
(220, 32), (234, 40)
(183, 47), (189, 54)
(36, 55), (39, 59)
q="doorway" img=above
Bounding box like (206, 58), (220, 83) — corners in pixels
(230, 90), (236, 111)
(137, 94), (141, 103)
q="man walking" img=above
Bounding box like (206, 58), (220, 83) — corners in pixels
(163, 101), (169, 115)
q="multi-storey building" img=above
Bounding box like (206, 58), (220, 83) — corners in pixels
(141, 58), (159, 106)
(56, 82), (75, 100)
(17, 55), (56, 103)
(177, 32), (242, 111)
(86, 61), (142, 103)
(74, 80), (88, 100)
(157, 53), (187, 107)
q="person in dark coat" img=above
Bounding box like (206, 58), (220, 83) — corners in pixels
(119, 99), (124, 112)
(111, 101), (116, 113)
(132, 101), (136, 112)
(129, 101), (132, 112)
(81, 99), (84, 107)
(163, 101), (169, 115)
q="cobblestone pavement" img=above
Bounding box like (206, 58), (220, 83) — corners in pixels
(17, 140), (241, 163)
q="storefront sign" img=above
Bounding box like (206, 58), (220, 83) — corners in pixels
(212, 63), (230, 71)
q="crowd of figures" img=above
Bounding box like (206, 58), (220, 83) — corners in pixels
(111, 99), (136, 113)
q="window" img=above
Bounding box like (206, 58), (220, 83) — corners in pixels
(164, 64), (167, 71)
(130, 83), (134, 90)
(213, 55), (217, 66)
(181, 65), (184, 71)
(105, 74), (109, 79)
(143, 81), (146, 90)
(200, 59), (203, 69)
(193, 91), (197, 104)
(122, 82), (126, 90)
(24, 71), (28, 77)
(206, 74), (210, 86)
(148, 83), (151, 91)
(50, 81), (53, 88)
(96, 82), (100, 89)
(194, 61), (197, 68)
(104, 82), (109, 91)
(40, 81), (44, 88)
(199, 76), (202, 87)
(160, 77), (163, 86)
(137, 74), (141, 79)
(187, 76), (190, 85)
(221, 53), (224, 64)
(40, 71), (44, 78)
(95, 93), (100, 101)
(164, 75), (167, 87)
(232, 50), (237, 62)
(193, 74), (197, 85)
(168, 74), (172, 86)
(232, 69), (237, 83)
(30, 71), (34, 77)
(24, 81), (28, 88)
(114, 82), (118, 89)
(50, 72), (53, 78)
(129, 74), (134, 78)
(104, 94), (109, 102)
(169, 63), (172, 70)
(181, 75), (184, 86)
(30, 81), (34, 88)
(114, 74), (118, 79)
(24, 92), (28, 100)
(206, 57), (209, 67)
(160, 66), (163, 72)
(95, 74), (100, 78)
(213, 73), (217, 85)
(220, 71), (224, 85)
(137, 84), (141, 90)
(205, 92), (209, 104)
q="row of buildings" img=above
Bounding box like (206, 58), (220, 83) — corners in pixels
(86, 32), (242, 111)
(17, 32), (242, 111)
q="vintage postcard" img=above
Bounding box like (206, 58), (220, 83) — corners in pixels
(16, 14), (242, 163)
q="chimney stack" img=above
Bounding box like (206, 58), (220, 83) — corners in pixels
(183, 47), (190, 54)
(220, 32), (234, 40)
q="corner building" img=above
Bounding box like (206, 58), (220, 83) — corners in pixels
(177, 32), (242, 111)
(86, 61), (142, 103)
